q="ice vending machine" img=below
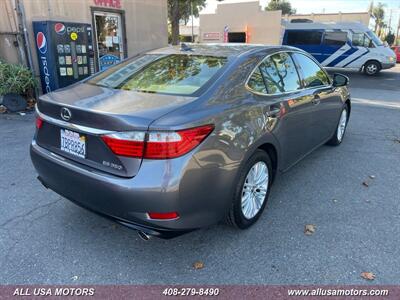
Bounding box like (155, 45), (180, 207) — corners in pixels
(33, 21), (96, 94)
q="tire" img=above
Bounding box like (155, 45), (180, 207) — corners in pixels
(326, 105), (349, 146)
(226, 150), (273, 229)
(363, 61), (380, 76)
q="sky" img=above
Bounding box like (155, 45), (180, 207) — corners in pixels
(196, 0), (400, 31)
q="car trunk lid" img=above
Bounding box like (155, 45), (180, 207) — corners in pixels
(36, 83), (196, 177)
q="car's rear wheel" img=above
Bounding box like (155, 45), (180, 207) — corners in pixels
(363, 61), (380, 75)
(226, 150), (272, 229)
(327, 105), (348, 146)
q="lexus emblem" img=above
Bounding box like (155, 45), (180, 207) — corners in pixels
(61, 107), (72, 121)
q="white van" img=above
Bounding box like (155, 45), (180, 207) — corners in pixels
(282, 21), (396, 75)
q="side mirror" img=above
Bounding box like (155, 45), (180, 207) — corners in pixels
(332, 73), (349, 87)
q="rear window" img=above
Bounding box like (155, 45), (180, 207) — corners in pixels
(88, 54), (227, 95)
(286, 30), (323, 45)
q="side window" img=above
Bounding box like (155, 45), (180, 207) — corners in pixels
(363, 35), (373, 48)
(323, 31), (347, 46)
(259, 52), (301, 94)
(292, 53), (330, 88)
(352, 33), (373, 48)
(247, 68), (267, 94)
(286, 30), (323, 45)
(352, 33), (364, 47)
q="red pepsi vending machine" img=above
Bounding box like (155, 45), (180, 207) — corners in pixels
(33, 21), (96, 94)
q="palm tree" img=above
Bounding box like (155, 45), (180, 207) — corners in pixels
(372, 2), (386, 36)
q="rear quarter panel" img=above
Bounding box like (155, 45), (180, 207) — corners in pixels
(149, 51), (282, 214)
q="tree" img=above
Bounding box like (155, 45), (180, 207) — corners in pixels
(371, 2), (386, 36)
(385, 31), (395, 45)
(168, 0), (207, 45)
(265, 0), (296, 15)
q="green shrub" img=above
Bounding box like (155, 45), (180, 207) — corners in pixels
(0, 61), (37, 96)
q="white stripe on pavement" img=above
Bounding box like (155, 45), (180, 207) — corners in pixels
(352, 97), (400, 109)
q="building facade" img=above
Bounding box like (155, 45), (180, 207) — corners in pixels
(199, 2), (282, 45)
(284, 12), (371, 26)
(0, 0), (167, 92)
(179, 25), (199, 43)
(198, 1), (371, 45)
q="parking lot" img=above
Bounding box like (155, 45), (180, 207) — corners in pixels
(1, 65), (399, 285)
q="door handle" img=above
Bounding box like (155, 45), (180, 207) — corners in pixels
(312, 95), (321, 105)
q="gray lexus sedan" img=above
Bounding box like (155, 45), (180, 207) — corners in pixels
(31, 44), (350, 239)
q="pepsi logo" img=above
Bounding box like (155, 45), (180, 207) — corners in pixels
(36, 32), (47, 54)
(54, 23), (66, 35)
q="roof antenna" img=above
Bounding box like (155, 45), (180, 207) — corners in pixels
(180, 43), (193, 52)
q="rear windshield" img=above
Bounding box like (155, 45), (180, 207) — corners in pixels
(88, 54), (227, 95)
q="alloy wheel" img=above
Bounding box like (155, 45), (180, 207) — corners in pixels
(241, 161), (269, 219)
(366, 64), (378, 75)
(337, 109), (347, 142)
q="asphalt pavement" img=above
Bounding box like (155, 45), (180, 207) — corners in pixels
(0, 66), (399, 285)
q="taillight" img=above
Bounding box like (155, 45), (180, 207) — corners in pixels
(148, 212), (179, 220)
(101, 132), (145, 157)
(145, 125), (214, 159)
(101, 124), (214, 159)
(36, 116), (43, 129)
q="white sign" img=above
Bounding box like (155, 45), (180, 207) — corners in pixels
(105, 36), (113, 47)
(203, 32), (220, 41)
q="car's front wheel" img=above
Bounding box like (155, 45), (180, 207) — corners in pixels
(327, 105), (349, 146)
(226, 150), (272, 229)
(363, 61), (380, 75)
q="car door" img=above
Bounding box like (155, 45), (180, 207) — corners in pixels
(247, 52), (315, 170)
(320, 31), (351, 67)
(291, 52), (343, 148)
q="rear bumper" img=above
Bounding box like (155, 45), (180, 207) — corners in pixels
(30, 141), (237, 238)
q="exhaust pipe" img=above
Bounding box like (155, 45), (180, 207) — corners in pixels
(138, 230), (152, 241)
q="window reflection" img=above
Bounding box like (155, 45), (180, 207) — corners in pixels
(247, 68), (267, 94)
(259, 53), (301, 93)
(120, 55), (227, 95)
(292, 53), (330, 88)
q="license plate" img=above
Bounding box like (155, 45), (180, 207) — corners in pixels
(60, 129), (86, 158)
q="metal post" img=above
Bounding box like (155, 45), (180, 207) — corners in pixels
(191, 0), (194, 43)
(15, 0), (38, 99)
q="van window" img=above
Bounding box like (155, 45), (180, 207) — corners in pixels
(286, 31), (323, 45)
(366, 31), (383, 46)
(352, 33), (372, 48)
(292, 53), (330, 88)
(258, 52), (301, 94)
(323, 32), (347, 46)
